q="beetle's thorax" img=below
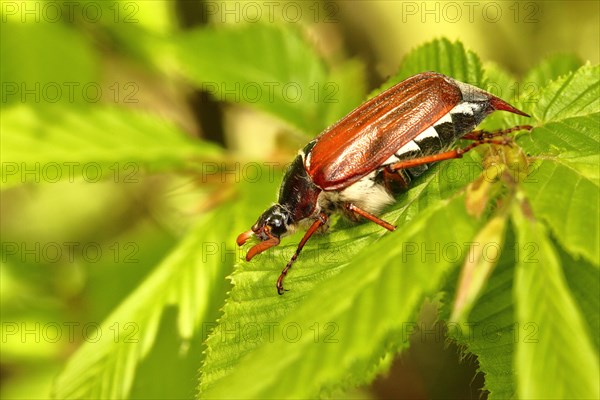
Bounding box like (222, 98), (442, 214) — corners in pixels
(276, 150), (322, 227)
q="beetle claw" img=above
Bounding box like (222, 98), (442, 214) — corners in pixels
(276, 275), (289, 295)
(277, 286), (289, 296)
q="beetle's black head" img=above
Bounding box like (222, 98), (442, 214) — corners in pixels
(251, 204), (291, 240)
(236, 204), (292, 261)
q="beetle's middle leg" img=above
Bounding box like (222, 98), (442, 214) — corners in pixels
(345, 203), (396, 231)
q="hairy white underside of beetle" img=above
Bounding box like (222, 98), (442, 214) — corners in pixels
(336, 172), (394, 214)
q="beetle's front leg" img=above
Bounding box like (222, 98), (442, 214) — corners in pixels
(277, 213), (328, 295)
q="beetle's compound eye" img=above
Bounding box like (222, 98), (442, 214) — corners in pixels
(269, 214), (283, 227)
(251, 204), (289, 240)
(267, 212), (287, 237)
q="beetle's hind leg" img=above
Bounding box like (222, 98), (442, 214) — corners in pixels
(384, 127), (534, 174)
(380, 168), (411, 193)
(462, 125), (533, 141)
(387, 126), (533, 173)
(387, 134), (529, 173)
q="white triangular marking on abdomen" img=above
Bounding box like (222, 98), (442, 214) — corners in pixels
(436, 112), (453, 125)
(451, 102), (483, 116)
(414, 125), (439, 142)
(395, 140), (421, 158)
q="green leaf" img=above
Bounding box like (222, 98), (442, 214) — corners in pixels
(512, 202), (600, 399)
(321, 60), (367, 127)
(374, 38), (484, 95)
(451, 215), (507, 323)
(0, 20), (98, 107)
(515, 65), (599, 265)
(199, 155), (478, 396)
(518, 114), (599, 158)
(558, 240), (600, 351)
(201, 195), (477, 399)
(501, 55), (584, 126)
(442, 60), (599, 399)
(533, 64), (600, 123)
(175, 24), (357, 134)
(1, 105), (222, 189)
(483, 62), (517, 97)
(52, 207), (235, 399)
(442, 226), (519, 399)
(523, 54), (583, 89)
(514, 65), (599, 265)
(520, 154), (599, 265)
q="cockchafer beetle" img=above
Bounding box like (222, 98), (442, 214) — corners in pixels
(237, 71), (532, 294)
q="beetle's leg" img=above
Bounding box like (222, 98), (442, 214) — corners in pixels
(346, 203), (396, 232)
(382, 168), (410, 190)
(387, 138), (512, 172)
(462, 125), (533, 141)
(277, 213), (328, 295)
(388, 126), (534, 173)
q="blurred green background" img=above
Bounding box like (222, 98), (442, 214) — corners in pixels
(1, 1), (598, 399)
